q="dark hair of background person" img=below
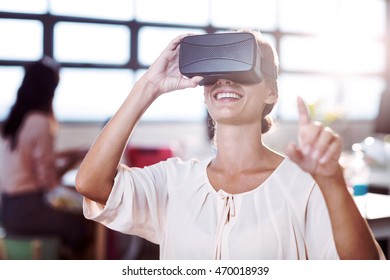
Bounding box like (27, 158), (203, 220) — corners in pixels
(1, 56), (60, 151)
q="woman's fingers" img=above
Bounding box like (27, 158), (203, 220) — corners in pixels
(297, 96), (310, 126)
(290, 96), (343, 176)
(297, 97), (321, 154)
(143, 33), (203, 94)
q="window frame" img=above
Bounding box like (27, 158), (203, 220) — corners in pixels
(0, 0), (388, 123)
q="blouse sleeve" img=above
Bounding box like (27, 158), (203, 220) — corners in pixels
(83, 162), (169, 244)
(305, 185), (340, 259)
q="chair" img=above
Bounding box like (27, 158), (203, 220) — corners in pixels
(124, 146), (174, 168)
(0, 235), (60, 260)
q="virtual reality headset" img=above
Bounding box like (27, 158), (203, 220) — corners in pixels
(179, 32), (278, 85)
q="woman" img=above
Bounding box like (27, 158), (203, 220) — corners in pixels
(0, 57), (90, 258)
(76, 31), (383, 259)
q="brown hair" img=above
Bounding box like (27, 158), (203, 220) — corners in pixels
(252, 30), (279, 134)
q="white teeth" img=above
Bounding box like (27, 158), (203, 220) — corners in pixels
(216, 93), (241, 100)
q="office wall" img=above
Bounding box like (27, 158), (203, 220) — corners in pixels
(56, 121), (213, 161)
(56, 120), (375, 160)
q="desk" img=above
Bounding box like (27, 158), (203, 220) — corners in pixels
(62, 169), (79, 188)
(47, 169), (82, 213)
(369, 167), (390, 194)
(58, 169), (104, 259)
(354, 193), (390, 257)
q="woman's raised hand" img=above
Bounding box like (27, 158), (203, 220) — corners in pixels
(285, 96), (343, 177)
(142, 34), (203, 96)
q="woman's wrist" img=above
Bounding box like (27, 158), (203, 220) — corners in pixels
(313, 164), (348, 194)
(134, 75), (162, 101)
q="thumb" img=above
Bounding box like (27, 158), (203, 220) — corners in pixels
(285, 142), (304, 164)
(190, 76), (204, 87)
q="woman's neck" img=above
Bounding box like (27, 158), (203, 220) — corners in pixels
(211, 123), (281, 171)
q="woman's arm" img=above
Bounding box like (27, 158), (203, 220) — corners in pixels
(286, 96), (381, 260)
(55, 147), (88, 179)
(75, 34), (202, 205)
(313, 166), (381, 259)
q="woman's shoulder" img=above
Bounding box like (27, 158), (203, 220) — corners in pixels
(165, 156), (210, 166)
(24, 112), (57, 134)
(120, 156), (210, 175)
(24, 112), (51, 126)
(148, 156), (210, 184)
(267, 157), (316, 202)
(162, 156), (211, 174)
(117, 156), (210, 192)
(160, 157), (211, 193)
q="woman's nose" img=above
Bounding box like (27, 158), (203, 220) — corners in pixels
(216, 78), (234, 86)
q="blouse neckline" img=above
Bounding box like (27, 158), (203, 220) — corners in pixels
(203, 156), (288, 197)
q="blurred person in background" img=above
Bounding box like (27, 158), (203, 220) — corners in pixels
(0, 57), (91, 258)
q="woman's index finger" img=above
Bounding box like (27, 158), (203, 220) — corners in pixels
(297, 96), (311, 126)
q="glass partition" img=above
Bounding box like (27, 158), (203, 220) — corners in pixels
(54, 22), (130, 64)
(0, 19), (43, 61)
(50, 0), (134, 20)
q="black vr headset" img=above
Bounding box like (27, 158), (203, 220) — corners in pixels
(179, 32), (278, 85)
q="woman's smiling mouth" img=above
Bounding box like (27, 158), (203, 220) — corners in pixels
(215, 92), (242, 100)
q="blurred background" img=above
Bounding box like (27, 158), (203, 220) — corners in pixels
(0, 0), (390, 260)
(0, 0), (389, 155)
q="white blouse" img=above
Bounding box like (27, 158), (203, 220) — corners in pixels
(83, 157), (339, 260)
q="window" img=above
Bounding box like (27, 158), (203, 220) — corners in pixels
(50, 0), (134, 21)
(278, 74), (339, 121)
(279, 0), (339, 34)
(280, 36), (385, 74)
(54, 22), (130, 64)
(0, 19), (43, 61)
(54, 68), (133, 122)
(135, 70), (206, 122)
(341, 77), (385, 119)
(0, 0), (387, 122)
(0, 0), (47, 14)
(135, 0), (208, 25)
(0, 67), (24, 120)
(210, 0), (277, 30)
(138, 27), (205, 66)
(277, 0), (386, 121)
